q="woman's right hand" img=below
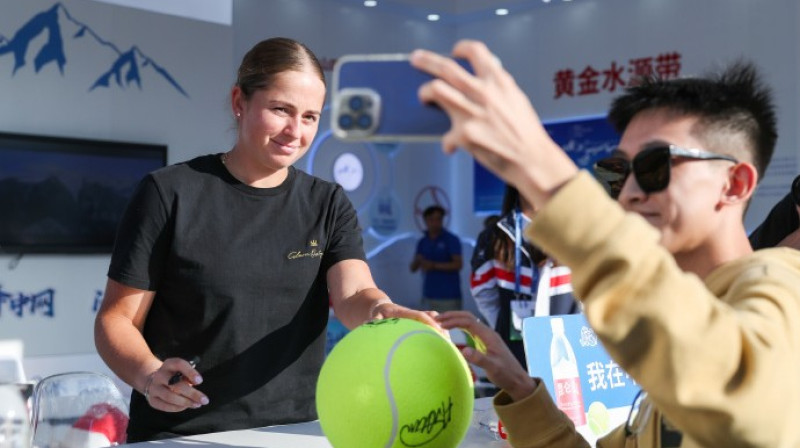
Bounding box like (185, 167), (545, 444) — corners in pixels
(143, 357), (209, 412)
(436, 311), (536, 402)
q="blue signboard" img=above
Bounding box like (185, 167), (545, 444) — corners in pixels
(474, 115), (618, 214)
(522, 314), (638, 441)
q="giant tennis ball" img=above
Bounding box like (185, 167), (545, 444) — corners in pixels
(317, 318), (474, 448)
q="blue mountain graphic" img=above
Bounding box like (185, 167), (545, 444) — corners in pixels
(0, 4), (65, 74)
(0, 2), (189, 97)
(89, 46), (188, 97)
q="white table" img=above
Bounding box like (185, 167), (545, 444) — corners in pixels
(126, 398), (510, 447)
(125, 421), (509, 447)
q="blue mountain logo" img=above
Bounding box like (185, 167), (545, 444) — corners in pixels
(0, 2), (189, 97)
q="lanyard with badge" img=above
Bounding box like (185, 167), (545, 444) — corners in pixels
(510, 208), (536, 341)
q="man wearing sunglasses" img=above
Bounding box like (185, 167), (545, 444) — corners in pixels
(414, 41), (800, 448)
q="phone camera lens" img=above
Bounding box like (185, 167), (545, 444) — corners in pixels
(338, 114), (354, 130)
(348, 96), (365, 111)
(356, 114), (372, 130)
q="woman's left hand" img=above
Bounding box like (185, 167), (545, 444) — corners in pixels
(371, 301), (443, 333)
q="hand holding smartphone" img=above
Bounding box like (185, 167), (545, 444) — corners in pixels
(331, 54), (472, 142)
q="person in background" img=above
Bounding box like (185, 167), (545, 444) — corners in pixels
(414, 40), (800, 447)
(470, 184), (580, 367)
(409, 205), (464, 313)
(749, 173), (800, 249)
(483, 214), (501, 231)
(94, 37), (437, 442)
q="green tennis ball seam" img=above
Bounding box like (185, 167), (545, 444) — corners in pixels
(384, 330), (431, 447)
(386, 330), (465, 448)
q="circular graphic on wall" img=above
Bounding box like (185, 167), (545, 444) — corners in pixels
(303, 105), (378, 213)
(413, 186), (451, 231)
(306, 128), (377, 212)
(332, 152), (364, 192)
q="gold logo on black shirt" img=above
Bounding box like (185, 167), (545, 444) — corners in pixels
(287, 240), (324, 260)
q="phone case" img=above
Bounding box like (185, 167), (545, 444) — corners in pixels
(331, 54), (455, 142)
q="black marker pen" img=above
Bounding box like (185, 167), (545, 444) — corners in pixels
(168, 356), (200, 385)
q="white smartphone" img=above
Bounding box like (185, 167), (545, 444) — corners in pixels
(331, 54), (471, 142)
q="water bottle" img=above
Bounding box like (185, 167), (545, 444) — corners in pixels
(550, 317), (586, 426)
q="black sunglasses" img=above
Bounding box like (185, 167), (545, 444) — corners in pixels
(593, 145), (739, 199)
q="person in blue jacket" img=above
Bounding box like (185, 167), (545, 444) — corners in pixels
(410, 205), (464, 312)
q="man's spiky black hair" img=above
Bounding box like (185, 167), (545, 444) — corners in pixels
(608, 61), (777, 180)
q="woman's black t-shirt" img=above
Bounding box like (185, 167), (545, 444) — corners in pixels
(108, 154), (365, 441)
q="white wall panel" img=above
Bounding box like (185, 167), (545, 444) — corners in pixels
(0, 0), (233, 358)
